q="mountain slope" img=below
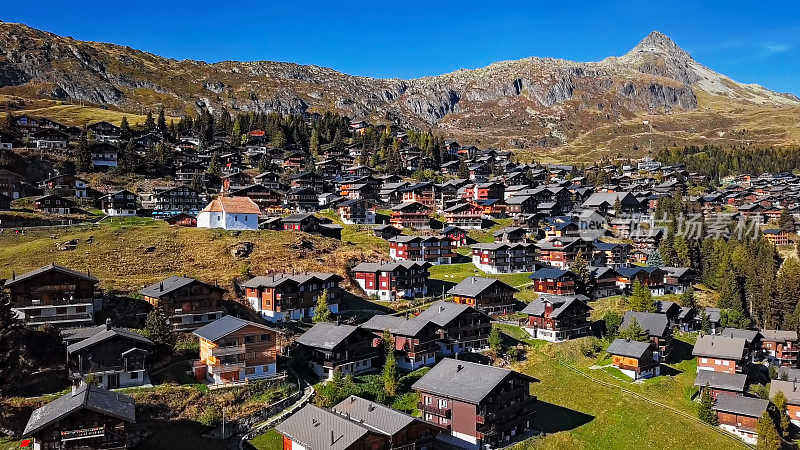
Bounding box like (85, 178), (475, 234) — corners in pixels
(0, 22), (797, 153)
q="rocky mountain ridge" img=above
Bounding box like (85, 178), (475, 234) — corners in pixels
(0, 23), (797, 150)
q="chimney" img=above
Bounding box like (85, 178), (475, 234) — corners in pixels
(106, 318), (112, 331)
(331, 431), (335, 445)
(456, 364), (463, 372)
(160, 282), (164, 292)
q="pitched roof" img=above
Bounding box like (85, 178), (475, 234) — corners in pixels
(606, 338), (653, 359)
(139, 275), (226, 298)
(528, 268), (574, 281)
(719, 328), (761, 344)
(447, 277), (518, 298)
(193, 315), (280, 342)
(770, 379), (800, 404)
(296, 322), (361, 350)
(414, 301), (483, 327)
(200, 196), (261, 214)
(411, 358), (533, 404)
(760, 330), (798, 343)
(712, 394), (769, 418)
(332, 396), (416, 436)
(521, 295), (591, 318)
(24, 384), (135, 436)
(275, 404), (371, 450)
(621, 312), (669, 338)
(66, 325), (152, 354)
(4, 263), (98, 287)
(360, 314), (429, 337)
(693, 371), (747, 392)
(692, 335), (747, 360)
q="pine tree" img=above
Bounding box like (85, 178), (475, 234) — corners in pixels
(697, 384), (717, 425)
(488, 326), (503, 355)
(618, 317), (648, 341)
(772, 390), (790, 438)
(118, 140), (137, 174)
(717, 264), (742, 311)
(75, 134), (92, 173)
(756, 410), (780, 450)
(207, 154), (221, 177)
(157, 108), (167, 131)
(572, 250), (591, 295)
(457, 160), (469, 179)
(144, 111), (156, 129)
(144, 305), (174, 349)
(0, 292), (20, 393)
(381, 329), (398, 397)
(604, 311), (623, 336)
(628, 279), (655, 312)
(120, 116), (131, 140)
(700, 311), (711, 334)
(312, 290), (331, 323)
(646, 249), (664, 267)
(309, 128), (321, 156)
(679, 289), (697, 309)
(613, 197), (622, 216)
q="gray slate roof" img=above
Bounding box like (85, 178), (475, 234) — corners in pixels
(66, 326), (153, 354)
(275, 404), (370, 450)
(4, 263), (98, 287)
(414, 301), (483, 327)
(411, 358), (533, 404)
(770, 380), (800, 404)
(719, 328), (761, 344)
(24, 384), (135, 436)
(447, 277), (518, 298)
(361, 315), (428, 337)
(760, 330), (798, 343)
(713, 394), (769, 418)
(693, 371), (747, 392)
(139, 275), (226, 298)
(333, 395), (415, 436)
(620, 312), (669, 338)
(193, 315), (279, 342)
(692, 335), (747, 360)
(521, 295), (591, 318)
(606, 338), (653, 359)
(296, 322), (360, 350)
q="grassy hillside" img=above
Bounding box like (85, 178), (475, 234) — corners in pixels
(0, 219), (385, 293)
(0, 96), (180, 127)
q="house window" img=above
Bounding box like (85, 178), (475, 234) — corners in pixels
(130, 371), (139, 379)
(260, 334), (271, 342)
(244, 336), (255, 344)
(701, 358), (707, 364)
(245, 367), (256, 375)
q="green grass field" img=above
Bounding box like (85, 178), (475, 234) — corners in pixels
(507, 333), (748, 450)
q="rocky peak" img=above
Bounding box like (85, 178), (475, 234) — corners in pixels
(624, 30), (693, 63)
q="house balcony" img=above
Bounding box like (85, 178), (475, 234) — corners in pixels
(209, 362), (245, 373)
(23, 312), (93, 326)
(418, 402), (451, 418)
(211, 344), (247, 358)
(60, 426), (107, 442)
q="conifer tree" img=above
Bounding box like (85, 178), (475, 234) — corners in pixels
(756, 410), (780, 450)
(697, 384), (717, 425)
(628, 279), (655, 312)
(120, 116), (131, 140)
(618, 317), (648, 341)
(772, 390), (790, 438)
(75, 133), (92, 173)
(679, 289), (697, 309)
(157, 108), (167, 131)
(572, 250), (591, 296)
(144, 305), (174, 349)
(489, 326), (503, 355)
(207, 154), (221, 177)
(381, 329), (397, 397)
(312, 290), (331, 323)
(646, 249), (664, 267)
(144, 111), (156, 129)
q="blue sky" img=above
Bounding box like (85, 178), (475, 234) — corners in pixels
(3, 1), (799, 94)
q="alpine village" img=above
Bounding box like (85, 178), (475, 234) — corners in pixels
(3, 20), (800, 450)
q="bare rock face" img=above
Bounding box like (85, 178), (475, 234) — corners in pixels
(0, 25), (796, 146)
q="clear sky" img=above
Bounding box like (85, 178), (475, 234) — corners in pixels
(3, 0), (799, 95)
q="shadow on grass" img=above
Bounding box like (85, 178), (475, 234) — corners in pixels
(660, 365), (683, 377)
(669, 339), (695, 363)
(132, 419), (229, 450)
(428, 278), (457, 296)
(531, 400), (594, 434)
